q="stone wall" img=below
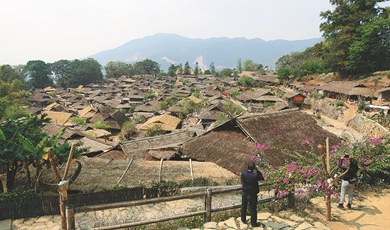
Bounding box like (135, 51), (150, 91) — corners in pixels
(305, 98), (389, 138)
(346, 114), (389, 138)
(305, 98), (345, 121)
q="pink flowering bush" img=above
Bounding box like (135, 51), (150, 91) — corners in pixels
(333, 136), (390, 184)
(250, 133), (390, 200)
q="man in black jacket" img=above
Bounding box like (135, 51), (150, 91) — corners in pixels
(241, 162), (264, 227)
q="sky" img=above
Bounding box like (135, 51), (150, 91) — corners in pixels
(1, 0), (389, 66)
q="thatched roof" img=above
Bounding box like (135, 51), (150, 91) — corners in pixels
(283, 91), (305, 99)
(236, 88), (272, 102)
(180, 109), (341, 172)
(317, 81), (371, 96)
(254, 95), (285, 102)
(83, 128), (111, 138)
(68, 137), (112, 155)
(263, 101), (289, 113)
(43, 111), (72, 126)
(145, 147), (179, 161)
(120, 130), (196, 159)
(236, 109), (340, 166)
(42, 123), (82, 141)
(78, 105), (97, 118)
(180, 121), (256, 173)
(36, 158), (237, 192)
(254, 75), (278, 83)
(138, 113), (182, 131)
(134, 100), (162, 113)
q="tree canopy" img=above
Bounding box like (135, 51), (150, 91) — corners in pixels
(23, 60), (53, 89)
(51, 58), (103, 88)
(316, 0), (390, 76)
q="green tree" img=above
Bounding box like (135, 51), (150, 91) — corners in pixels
(237, 76), (256, 88)
(168, 64), (179, 77)
(194, 62), (199, 76)
(220, 68), (233, 78)
(51, 59), (103, 88)
(183, 61), (191, 75)
(236, 58), (243, 74)
(0, 65), (24, 83)
(23, 60), (53, 89)
(318, 0), (390, 76)
(0, 115), (50, 190)
(178, 63), (183, 75)
(104, 61), (132, 78)
(120, 120), (136, 140)
(133, 59), (160, 75)
(209, 62), (216, 75)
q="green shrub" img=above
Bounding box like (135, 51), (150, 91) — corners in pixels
(264, 102), (275, 108)
(91, 120), (110, 129)
(145, 124), (165, 137)
(69, 117), (86, 126)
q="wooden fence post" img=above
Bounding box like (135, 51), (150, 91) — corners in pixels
(204, 188), (212, 222)
(66, 205), (75, 230)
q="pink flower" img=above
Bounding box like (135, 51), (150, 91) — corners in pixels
(360, 167), (365, 171)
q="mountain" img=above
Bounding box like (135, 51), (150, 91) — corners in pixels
(88, 33), (323, 71)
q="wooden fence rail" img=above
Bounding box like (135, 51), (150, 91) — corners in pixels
(67, 183), (288, 230)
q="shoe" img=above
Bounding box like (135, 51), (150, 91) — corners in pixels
(337, 204), (345, 209)
(241, 220), (247, 224)
(347, 203), (352, 209)
(252, 222), (261, 227)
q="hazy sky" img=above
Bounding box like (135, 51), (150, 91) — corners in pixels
(1, 0), (389, 66)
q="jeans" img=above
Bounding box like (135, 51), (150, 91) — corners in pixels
(339, 180), (354, 205)
(241, 191), (258, 225)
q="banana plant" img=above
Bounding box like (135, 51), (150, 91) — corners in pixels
(0, 128), (30, 192)
(18, 127), (65, 188)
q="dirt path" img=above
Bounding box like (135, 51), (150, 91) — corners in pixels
(303, 107), (364, 141)
(311, 189), (390, 230)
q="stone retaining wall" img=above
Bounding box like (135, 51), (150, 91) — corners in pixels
(305, 98), (344, 121)
(306, 98), (389, 138)
(346, 114), (389, 138)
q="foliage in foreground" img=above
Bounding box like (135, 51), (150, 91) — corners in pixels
(253, 134), (390, 200)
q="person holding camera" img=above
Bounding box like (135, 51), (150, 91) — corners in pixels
(241, 162), (264, 227)
(338, 155), (359, 209)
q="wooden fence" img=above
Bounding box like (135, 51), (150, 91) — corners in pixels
(0, 187), (159, 220)
(67, 183), (289, 230)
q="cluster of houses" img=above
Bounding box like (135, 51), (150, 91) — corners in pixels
(22, 73), (390, 191)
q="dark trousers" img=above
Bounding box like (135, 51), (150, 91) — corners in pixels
(241, 191), (258, 225)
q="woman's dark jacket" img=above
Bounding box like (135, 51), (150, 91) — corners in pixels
(338, 158), (358, 181)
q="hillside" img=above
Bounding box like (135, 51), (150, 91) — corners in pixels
(88, 33), (323, 71)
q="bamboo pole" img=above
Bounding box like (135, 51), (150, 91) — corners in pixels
(116, 159), (133, 186)
(189, 159), (194, 182)
(47, 150), (61, 183)
(158, 159), (163, 182)
(326, 138), (331, 174)
(62, 144), (76, 180)
(318, 140), (332, 221)
(213, 163), (228, 179)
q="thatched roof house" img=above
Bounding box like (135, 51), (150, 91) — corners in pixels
(120, 130), (196, 159)
(316, 81), (372, 101)
(37, 158), (236, 192)
(43, 111), (72, 126)
(138, 113), (182, 131)
(376, 87), (390, 102)
(179, 109), (341, 173)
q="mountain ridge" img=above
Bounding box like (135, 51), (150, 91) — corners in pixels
(88, 33), (323, 71)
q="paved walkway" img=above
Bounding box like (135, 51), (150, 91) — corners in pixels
(0, 192), (332, 230)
